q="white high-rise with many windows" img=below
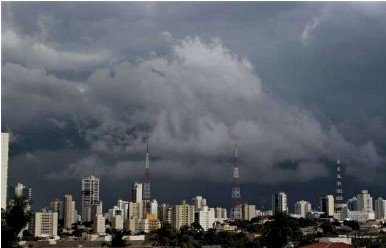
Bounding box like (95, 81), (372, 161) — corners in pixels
(294, 200), (311, 218)
(132, 182), (143, 203)
(32, 210), (58, 237)
(357, 190), (373, 212)
(196, 206), (215, 231)
(272, 192), (288, 213)
(1, 133), (9, 209)
(375, 197), (386, 219)
(192, 196), (207, 211)
(63, 195), (73, 229)
(320, 195), (334, 216)
(81, 175), (100, 222)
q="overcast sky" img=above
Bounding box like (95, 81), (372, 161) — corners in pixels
(2, 2), (386, 211)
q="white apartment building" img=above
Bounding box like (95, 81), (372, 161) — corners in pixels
(132, 182), (143, 203)
(158, 204), (172, 224)
(214, 207), (228, 223)
(173, 200), (195, 230)
(112, 215), (124, 230)
(150, 199), (158, 218)
(51, 199), (63, 220)
(272, 192), (288, 213)
(63, 194), (73, 229)
(357, 190), (373, 212)
(196, 206), (215, 231)
(92, 214), (106, 235)
(192, 196), (207, 211)
(117, 200), (129, 219)
(242, 204), (257, 221)
(81, 175), (100, 222)
(91, 201), (103, 219)
(128, 201), (144, 220)
(341, 205), (375, 222)
(320, 195), (334, 216)
(346, 197), (358, 211)
(1, 133), (9, 209)
(135, 214), (161, 233)
(375, 197), (386, 219)
(32, 211), (58, 238)
(294, 200), (312, 218)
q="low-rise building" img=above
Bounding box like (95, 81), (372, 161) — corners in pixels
(92, 214), (105, 235)
(135, 214), (161, 233)
(32, 210), (58, 238)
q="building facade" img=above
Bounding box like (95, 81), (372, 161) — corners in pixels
(294, 200), (311, 218)
(132, 182), (143, 203)
(32, 211), (58, 237)
(272, 192), (288, 214)
(357, 190), (373, 212)
(320, 195), (334, 217)
(81, 175), (100, 222)
(63, 194), (73, 229)
(242, 203), (257, 221)
(375, 197), (386, 219)
(196, 206), (215, 231)
(172, 200), (195, 230)
(92, 214), (106, 235)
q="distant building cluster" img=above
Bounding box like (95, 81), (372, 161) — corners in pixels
(1, 132), (386, 243)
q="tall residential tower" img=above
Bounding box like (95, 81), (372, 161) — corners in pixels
(81, 175), (100, 222)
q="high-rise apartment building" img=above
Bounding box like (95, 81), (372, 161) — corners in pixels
(63, 194), (73, 229)
(32, 210), (58, 237)
(81, 175), (100, 222)
(320, 195), (334, 216)
(135, 214), (161, 233)
(158, 203), (172, 224)
(1, 133), (9, 209)
(128, 201), (144, 220)
(357, 190), (373, 212)
(346, 197), (358, 211)
(242, 203), (257, 221)
(150, 199), (158, 218)
(91, 201), (103, 220)
(294, 200), (311, 218)
(195, 206), (215, 231)
(51, 199), (64, 221)
(214, 207), (228, 223)
(112, 215), (124, 230)
(132, 182), (143, 203)
(374, 197), (386, 219)
(272, 192), (288, 214)
(117, 200), (128, 220)
(92, 214), (106, 235)
(192, 196), (207, 211)
(172, 200), (195, 230)
(11, 182), (32, 211)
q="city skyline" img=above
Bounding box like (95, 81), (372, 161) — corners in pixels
(2, 2), (386, 210)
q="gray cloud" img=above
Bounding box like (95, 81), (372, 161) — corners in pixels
(2, 2), (386, 209)
(6, 36), (383, 185)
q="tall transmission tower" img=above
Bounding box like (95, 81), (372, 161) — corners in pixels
(334, 158), (344, 212)
(143, 139), (151, 213)
(231, 141), (242, 220)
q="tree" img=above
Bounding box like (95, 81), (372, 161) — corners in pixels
(110, 229), (126, 247)
(1, 196), (32, 247)
(262, 211), (303, 248)
(343, 220), (360, 230)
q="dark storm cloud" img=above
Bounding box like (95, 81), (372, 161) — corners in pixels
(2, 2), (386, 208)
